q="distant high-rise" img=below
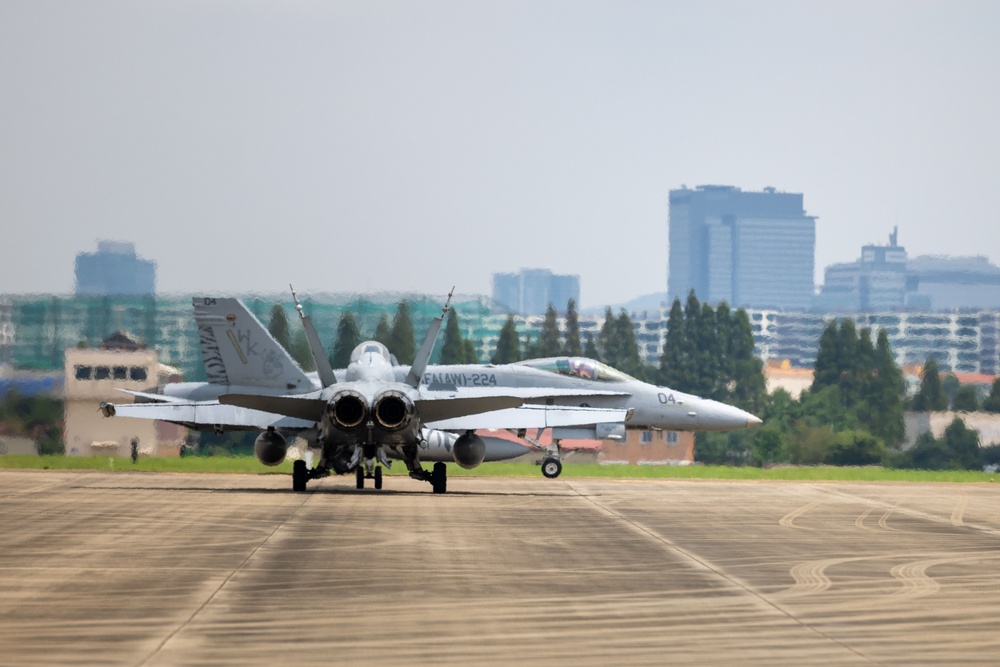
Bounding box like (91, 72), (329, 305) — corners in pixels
(667, 185), (816, 310)
(75, 241), (156, 296)
(491, 269), (580, 316)
(816, 228), (1000, 312)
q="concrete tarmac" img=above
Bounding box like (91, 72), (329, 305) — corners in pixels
(1, 470), (999, 666)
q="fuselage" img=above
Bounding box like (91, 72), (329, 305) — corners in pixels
(160, 356), (758, 433)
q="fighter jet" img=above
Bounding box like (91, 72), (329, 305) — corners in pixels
(100, 291), (629, 492)
(416, 355), (762, 478)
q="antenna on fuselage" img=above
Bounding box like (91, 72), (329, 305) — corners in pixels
(290, 284), (337, 388)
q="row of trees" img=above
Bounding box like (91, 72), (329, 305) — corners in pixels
(697, 317), (1000, 471)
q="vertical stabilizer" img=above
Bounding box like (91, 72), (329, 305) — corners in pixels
(290, 286), (337, 388)
(406, 288), (454, 388)
(192, 297), (312, 391)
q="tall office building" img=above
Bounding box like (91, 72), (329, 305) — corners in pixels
(75, 241), (156, 297)
(667, 185), (816, 310)
(491, 269), (580, 316)
(816, 228), (908, 312)
(816, 228), (1000, 312)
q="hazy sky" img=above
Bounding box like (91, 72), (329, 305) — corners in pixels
(2, 1), (998, 308)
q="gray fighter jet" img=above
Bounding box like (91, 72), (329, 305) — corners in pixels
(101, 291), (629, 492)
(415, 355), (761, 478)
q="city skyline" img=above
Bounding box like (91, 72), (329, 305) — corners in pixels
(1, 3), (998, 307)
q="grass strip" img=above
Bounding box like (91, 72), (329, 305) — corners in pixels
(1, 455), (995, 483)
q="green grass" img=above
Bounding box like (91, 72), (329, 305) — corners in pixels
(0, 455), (995, 483)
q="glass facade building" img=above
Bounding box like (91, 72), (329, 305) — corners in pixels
(491, 269), (580, 316)
(668, 186), (816, 310)
(74, 241), (157, 297)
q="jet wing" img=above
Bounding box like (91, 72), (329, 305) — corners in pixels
(219, 393), (328, 422)
(414, 396), (524, 423)
(426, 404), (628, 430)
(100, 401), (315, 429)
(116, 389), (186, 403)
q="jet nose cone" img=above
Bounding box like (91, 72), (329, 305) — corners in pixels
(747, 414), (763, 427)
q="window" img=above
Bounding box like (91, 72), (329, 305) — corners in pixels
(129, 367), (148, 382)
(666, 431), (679, 445)
(112, 366), (128, 380)
(640, 430), (654, 444)
(74, 365), (92, 380)
(94, 366), (111, 380)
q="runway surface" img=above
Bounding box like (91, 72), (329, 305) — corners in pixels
(1, 470), (999, 666)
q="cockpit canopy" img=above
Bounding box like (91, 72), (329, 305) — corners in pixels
(515, 357), (636, 383)
(349, 341), (392, 365)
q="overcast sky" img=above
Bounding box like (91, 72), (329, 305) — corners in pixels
(2, 1), (998, 309)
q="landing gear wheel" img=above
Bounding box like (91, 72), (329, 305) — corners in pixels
(293, 459), (308, 492)
(374, 466), (383, 490)
(431, 461), (447, 494)
(356, 466), (365, 490)
(541, 457), (562, 479)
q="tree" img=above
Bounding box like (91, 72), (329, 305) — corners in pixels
(659, 298), (687, 390)
(330, 312), (362, 369)
(291, 329), (316, 371)
(824, 430), (885, 466)
(388, 301), (416, 365)
(267, 304), (291, 354)
(374, 314), (391, 349)
(681, 291), (703, 393)
(983, 379), (1000, 413)
(536, 304), (562, 357)
(583, 332), (599, 360)
(463, 339), (479, 364)
(900, 431), (951, 470)
(612, 310), (645, 379)
(597, 307), (616, 363)
(728, 309), (766, 414)
(492, 315), (521, 364)
(439, 309), (467, 365)
(942, 373), (961, 408)
(867, 329), (906, 446)
(563, 299), (582, 356)
(714, 302), (734, 397)
(0, 392), (63, 455)
(812, 320), (841, 392)
(912, 357), (948, 412)
(751, 426), (787, 466)
(836, 319), (860, 405)
(952, 385), (980, 412)
(943, 417), (981, 470)
(691, 302), (720, 398)
(896, 418), (981, 470)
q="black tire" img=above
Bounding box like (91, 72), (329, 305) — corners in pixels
(432, 461), (447, 494)
(541, 457), (562, 479)
(293, 459), (308, 492)
(374, 466), (383, 490)
(356, 465), (365, 490)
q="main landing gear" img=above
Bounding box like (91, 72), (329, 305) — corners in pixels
(541, 457), (563, 479)
(539, 438), (564, 479)
(292, 455), (445, 493)
(354, 465), (384, 490)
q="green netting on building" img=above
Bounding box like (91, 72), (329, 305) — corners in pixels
(1, 294), (513, 380)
